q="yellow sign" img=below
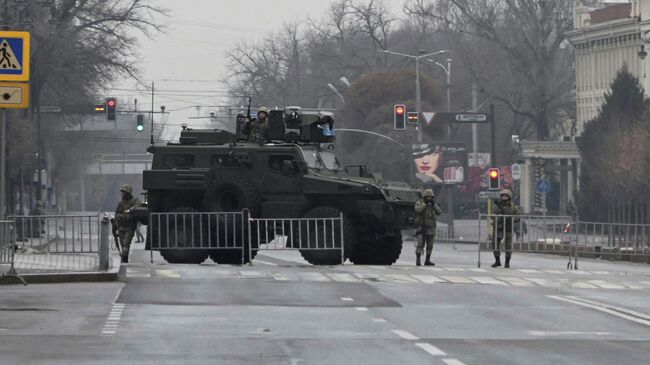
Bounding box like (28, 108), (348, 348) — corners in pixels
(0, 31), (30, 81)
(0, 82), (29, 109)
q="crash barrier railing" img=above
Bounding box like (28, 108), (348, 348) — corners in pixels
(149, 210), (250, 264)
(571, 221), (650, 264)
(0, 220), (27, 284)
(248, 214), (345, 264)
(478, 214), (576, 269)
(8, 214), (112, 274)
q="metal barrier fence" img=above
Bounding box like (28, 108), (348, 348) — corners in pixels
(149, 211), (249, 264)
(572, 221), (650, 264)
(478, 214), (575, 269)
(248, 214), (345, 264)
(148, 211), (345, 265)
(0, 220), (26, 284)
(8, 214), (111, 274)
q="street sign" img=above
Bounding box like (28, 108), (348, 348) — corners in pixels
(536, 179), (551, 193)
(0, 31), (30, 81)
(433, 112), (490, 124)
(511, 163), (522, 180)
(407, 112), (418, 125)
(0, 82), (28, 108)
(454, 113), (488, 123)
(479, 190), (501, 200)
(422, 112), (435, 124)
(40, 105), (62, 113)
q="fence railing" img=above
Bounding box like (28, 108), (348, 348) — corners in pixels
(0, 220), (26, 284)
(571, 221), (650, 263)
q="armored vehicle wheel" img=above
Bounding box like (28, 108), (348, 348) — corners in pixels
(156, 207), (209, 264)
(349, 233), (403, 265)
(298, 206), (355, 265)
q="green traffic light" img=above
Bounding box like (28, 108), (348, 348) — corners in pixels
(136, 124), (144, 131)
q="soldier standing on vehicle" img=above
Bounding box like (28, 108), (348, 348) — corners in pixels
(492, 189), (520, 268)
(243, 106), (270, 143)
(414, 188), (442, 266)
(115, 184), (140, 263)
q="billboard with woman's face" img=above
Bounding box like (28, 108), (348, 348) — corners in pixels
(412, 143), (467, 185)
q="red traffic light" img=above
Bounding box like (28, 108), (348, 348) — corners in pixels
(395, 105), (405, 115)
(106, 99), (116, 107)
(488, 168), (500, 190)
(489, 169), (498, 179)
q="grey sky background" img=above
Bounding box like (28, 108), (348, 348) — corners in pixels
(113, 0), (408, 128)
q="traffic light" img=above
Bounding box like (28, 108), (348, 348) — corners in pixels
(394, 104), (406, 130)
(136, 114), (145, 132)
(105, 97), (117, 121)
(407, 112), (418, 125)
(488, 168), (500, 190)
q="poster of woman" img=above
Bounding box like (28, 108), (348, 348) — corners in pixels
(412, 143), (467, 185)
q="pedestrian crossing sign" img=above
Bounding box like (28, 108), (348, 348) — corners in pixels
(0, 31), (30, 81)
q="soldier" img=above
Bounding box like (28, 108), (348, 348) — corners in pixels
(414, 188), (442, 266)
(114, 184), (140, 263)
(243, 106), (270, 143)
(492, 189), (520, 268)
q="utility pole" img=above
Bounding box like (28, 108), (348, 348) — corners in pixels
(472, 83), (478, 153)
(0, 110), (6, 217)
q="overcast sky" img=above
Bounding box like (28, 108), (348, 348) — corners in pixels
(113, 0), (407, 127)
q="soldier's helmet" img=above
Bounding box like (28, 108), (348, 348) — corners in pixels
(500, 189), (513, 199)
(120, 184), (133, 194)
(257, 106), (269, 117)
(423, 189), (435, 198)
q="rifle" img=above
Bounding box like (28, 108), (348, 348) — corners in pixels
(109, 218), (122, 255)
(246, 96), (252, 120)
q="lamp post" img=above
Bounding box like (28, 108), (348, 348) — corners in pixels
(428, 58), (452, 139)
(378, 49), (449, 143)
(327, 79), (348, 146)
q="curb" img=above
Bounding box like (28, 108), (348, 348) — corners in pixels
(1, 264), (122, 285)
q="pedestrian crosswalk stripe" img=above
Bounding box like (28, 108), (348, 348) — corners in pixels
(421, 266), (444, 272)
(411, 275), (447, 284)
(470, 276), (507, 286)
(440, 276), (475, 284)
(270, 272), (289, 281)
(570, 281), (598, 289)
(384, 274), (420, 283)
(446, 267), (468, 272)
(497, 276), (535, 287)
(327, 273), (360, 282)
(298, 272), (330, 282)
(126, 268), (150, 278)
(155, 269), (180, 278)
(239, 270), (268, 278)
(468, 268), (488, 272)
(518, 269), (542, 274)
(588, 280), (626, 289)
(543, 270), (565, 274)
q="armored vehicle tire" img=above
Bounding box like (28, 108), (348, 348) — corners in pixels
(349, 233), (403, 265)
(205, 173), (260, 216)
(298, 206), (355, 265)
(156, 207), (209, 264)
(210, 249), (256, 265)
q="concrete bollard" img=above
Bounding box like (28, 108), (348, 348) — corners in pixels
(99, 215), (110, 270)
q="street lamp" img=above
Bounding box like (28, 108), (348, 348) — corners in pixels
(428, 57), (452, 138)
(378, 49), (449, 143)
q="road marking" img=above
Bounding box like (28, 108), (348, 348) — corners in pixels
(587, 280), (626, 290)
(440, 276), (475, 284)
(328, 273), (360, 282)
(468, 268), (488, 272)
(543, 269), (565, 274)
(126, 268), (150, 278)
(384, 274), (419, 283)
(354, 273), (387, 282)
(528, 330), (612, 336)
(442, 359), (466, 365)
(497, 276), (535, 287)
(392, 329), (419, 340)
(524, 277), (559, 287)
(155, 269), (180, 278)
(340, 297), (354, 302)
(253, 259), (279, 266)
(372, 318), (387, 323)
(591, 271), (611, 275)
(270, 272), (289, 281)
(355, 307), (368, 311)
(445, 267), (467, 272)
(570, 281), (598, 289)
(414, 343), (446, 356)
(518, 269), (542, 274)
(620, 282), (644, 289)
(548, 295), (650, 327)
(411, 274), (447, 284)
(298, 272), (330, 282)
(239, 270), (268, 278)
(421, 266), (444, 272)
(470, 276), (508, 286)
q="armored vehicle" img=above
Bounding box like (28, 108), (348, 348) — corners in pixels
(140, 107), (420, 265)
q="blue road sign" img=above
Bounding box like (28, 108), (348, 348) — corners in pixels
(536, 179), (551, 193)
(0, 31), (30, 81)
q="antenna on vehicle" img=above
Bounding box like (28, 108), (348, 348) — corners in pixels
(246, 97), (252, 120)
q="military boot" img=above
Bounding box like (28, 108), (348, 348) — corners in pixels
(505, 256), (511, 268)
(121, 253), (129, 264)
(491, 253), (501, 268)
(416, 254), (422, 266)
(424, 253), (434, 266)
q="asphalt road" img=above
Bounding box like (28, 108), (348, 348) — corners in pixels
(1, 238), (650, 365)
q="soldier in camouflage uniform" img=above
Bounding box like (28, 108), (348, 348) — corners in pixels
(492, 189), (520, 268)
(414, 188), (442, 266)
(115, 184), (140, 263)
(244, 106), (270, 143)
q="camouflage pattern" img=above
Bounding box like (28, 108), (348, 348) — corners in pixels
(120, 184), (133, 194)
(492, 198), (521, 258)
(414, 197), (442, 255)
(115, 195), (140, 257)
